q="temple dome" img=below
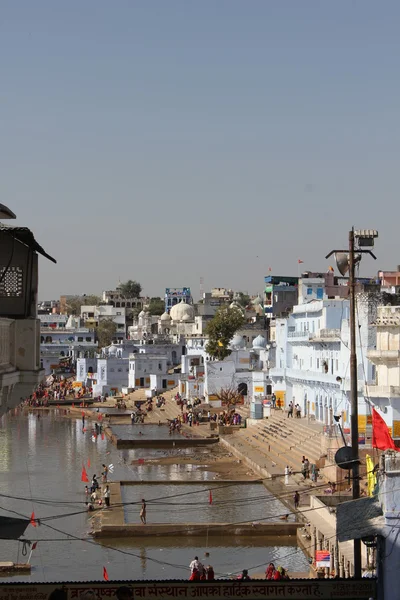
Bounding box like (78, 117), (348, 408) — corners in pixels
(170, 302), (195, 322)
(160, 312), (171, 321)
(252, 335), (267, 349)
(230, 334), (245, 349)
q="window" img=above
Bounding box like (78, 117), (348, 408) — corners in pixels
(158, 363), (162, 370)
(336, 359), (339, 372)
(316, 358), (320, 370)
(86, 337), (91, 342)
(118, 368), (122, 372)
(78, 337), (83, 342)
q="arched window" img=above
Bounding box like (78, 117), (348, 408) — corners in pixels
(45, 336), (52, 343)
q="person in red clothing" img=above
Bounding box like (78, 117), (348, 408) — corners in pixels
(189, 568), (200, 581)
(206, 566), (215, 581)
(265, 563), (275, 580)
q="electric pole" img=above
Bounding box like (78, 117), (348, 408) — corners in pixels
(326, 228), (378, 579)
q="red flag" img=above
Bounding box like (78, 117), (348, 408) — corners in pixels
(31, 542), (37, 551)
(103, 566), (109, 581)
(87, 458), (91, 468)
(298, 259), (304, 264)
(30, 512), (37, 527)
(81, 466), (89, 482)
(209, 489), (213, 505)
(372, 408), (399, 451)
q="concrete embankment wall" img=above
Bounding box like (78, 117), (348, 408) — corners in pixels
(103, 425), (219, 449)
(93, 522), (301, 538)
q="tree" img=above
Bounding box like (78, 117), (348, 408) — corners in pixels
(206, 305), (245, 360)
(148, 297), (165, 316)
(212, 384), (244, 408)
(236, 292), (251, 308)
(118, 280), (142, 299)
(96, 319), (117, 349)
(66, 295), (101, 316)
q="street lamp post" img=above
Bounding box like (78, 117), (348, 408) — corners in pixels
(326, 228), (378, 579)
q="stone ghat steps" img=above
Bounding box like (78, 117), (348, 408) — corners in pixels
(252, 422), (322, 463)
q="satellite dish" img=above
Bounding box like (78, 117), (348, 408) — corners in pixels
(335, 446), (354, 470)
(334, 253), (350, 276)
(334, 252), (362, 276)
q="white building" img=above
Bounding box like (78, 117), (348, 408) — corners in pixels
(81, 304), (126, 340)
(269, 276), (377, 431)
(40, 314), (97, 375)
(77, 340), (182, 396)
(367, 305), (400, 439)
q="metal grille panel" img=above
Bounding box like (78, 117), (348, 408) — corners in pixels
(0, 266), (23, 297)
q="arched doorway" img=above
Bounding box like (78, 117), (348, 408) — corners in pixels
(238, 382), (248, 396)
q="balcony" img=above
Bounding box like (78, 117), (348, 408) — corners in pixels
(367, 350), (400, 363)
(0, 317), (44, 416)
(366, 385), (400, 399)
(310, 328), (341, 342)
(287, 331), (310, 341)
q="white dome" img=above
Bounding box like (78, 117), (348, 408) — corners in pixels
(160, 312), (171, 321)
(230, 334), (245, 349)
(108, 345), (118, 356)
(170, 302), (195, 322)
(253, 335), (267, 349)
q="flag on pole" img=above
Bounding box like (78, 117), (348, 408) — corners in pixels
(372, 408), (399, 451)
(298, 259), (304, 264)
(81, 466), (89, 482)
(31, 542), (37, 551)
(103, 567), (109, 581)
(30, 512), (37, 527)
(209, 489), (213, 505)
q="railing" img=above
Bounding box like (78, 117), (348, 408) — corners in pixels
(367, 384), (400, 397)
(287, 331), (310, 339)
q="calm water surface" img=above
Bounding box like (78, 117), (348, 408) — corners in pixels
(0, 411), (308, 581)
(112, 425), (181, 440)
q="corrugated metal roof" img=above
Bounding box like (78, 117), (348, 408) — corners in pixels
(0, 224), (56, 263)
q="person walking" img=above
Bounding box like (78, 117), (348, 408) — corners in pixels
(102, 464), (109, 483)
(294, 491), (300, 509)
(131, 412), (135, 425)
(140, 498), (147, 524)
(103, 485), (111, 508)
(287, 402), (293, 418)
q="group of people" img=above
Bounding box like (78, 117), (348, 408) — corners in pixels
(85, 476), (111, 511)
(188, 557), (289, 581)
(189, 557), (215, 581)
(168, 418), (182, 433)
(265, 563), (289, 580)
(287, 401), (301, 418)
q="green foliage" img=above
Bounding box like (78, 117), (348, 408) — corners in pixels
(236, 292), (251, 308)
(67, 295), (101, 316)
(96, 319), (117, 349)
(118, 280), (142, 299)
(205, 305), (245, 360)
(148, 297), (165, 316)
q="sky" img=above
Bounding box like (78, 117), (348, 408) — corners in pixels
(1, 1), (399, 300)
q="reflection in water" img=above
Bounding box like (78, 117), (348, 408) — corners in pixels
(0, 412), (309, 581)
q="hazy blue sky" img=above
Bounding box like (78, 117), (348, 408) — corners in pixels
(1, 1), (398, 300)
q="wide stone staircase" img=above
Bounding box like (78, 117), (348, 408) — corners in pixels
(229, 410), (325, 479)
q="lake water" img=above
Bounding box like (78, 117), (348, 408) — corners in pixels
(0, 410), (309, 581)
(122, 483), (294, 524)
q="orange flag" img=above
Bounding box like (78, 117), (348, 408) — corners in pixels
(209, 490), (213, 505)
(30, 512), (37, 527)
(103, 566), (109, 581)
(81, 466), (89, 482)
